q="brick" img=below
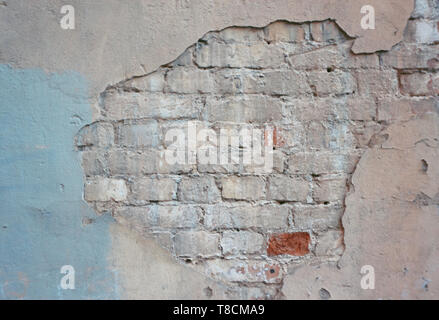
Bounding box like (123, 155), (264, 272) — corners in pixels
(264, 21), (307, 42)
(205, 259), (283, 283)
(76, 122), (114, 148)
(217, 69), (310, 96)
(313, 178), (347, 202)
(130, 177), (177, 202)
(380, 44), (439, 69)
(123, 70), (165, 92)
(351, 122), (383, 148)
(400, 72), (439, 96)
(305, 121), (356, 151)
(109, 149), (194, 176)
(221, 231), (265, 255)
(293, 204), (343, 231)
(118, 121), (160, 147)
(221, 176), (265, 201)
(195, 41), (285, 68)
(356, 70), (399, 96)
(174, 231), (220, 258)
(287, 152), (360, 175)
(284, 96), (376, 121)
(114, 205), (200, 230)
(308, 70), (356, 96)
(267, 176), (309, 202)
(204, 95), (283, 123)
(377, 97), (438, 121)
(272, 125), (306, 150)
(81, 150), (107, 176)
(166, 68), (214, 93)
(288, 43), (379, 69)
(267, 232), (310, 256)
(315, 230), (344, 256)
(178, 176), (221, 203)
(310, 21), (346, 43)
(404, 19), (439, 44)
(411, 0), (439, 19)
(204, 204), (290, 230)
(169, 47), (194, 67)
(103, 92), (202, 120)
(84, 178), (127, 202)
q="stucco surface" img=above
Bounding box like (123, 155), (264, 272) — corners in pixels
(2, 0), (437, 300)
(0, 0), (413, 101)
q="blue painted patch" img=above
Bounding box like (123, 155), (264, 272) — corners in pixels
(0, 65), (118, 299)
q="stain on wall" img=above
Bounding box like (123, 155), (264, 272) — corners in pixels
(0, 65), (117, 299)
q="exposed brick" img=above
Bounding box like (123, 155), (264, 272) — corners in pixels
(103, 92), (202, 120)
(267, 232), (311, 256)
(313, 177), (347, 202)
(204, 205), (290, 230)
(288, 43), (379, 69)
(221, 176), (265, 201)
(267, 176), (309, 202)
(377, 97), (438, 121)
(264, 21), (307, 43)
(114, 205), (201, 230)
(356, 70), (399, 96)
(178, 176), (221, 203)
(310, 21), (347, 43)
(81, 150), (107, 176)
(84, 178), (128, 202)
(76, 122), (114, 148)
(404, 19), (439, 44)
(308, 70), (357, 96)
(287, 152), (360, 175)
(411, 0), (439, 19)
(118, 121), (160, 147)
(284, 96), (376, 121)
(221, 231), (265, 255)
(130, 177), (177, 202)
(293, 204), (343, 231)
(108, 149), (195, 175)
(380, 44), (439, 69)
(400, 72), (439, 96)
(166, 68), (214, 93)
(204, 95), (283, 123)
(123, 70), (165, 92)
(174, 231), (220, 258)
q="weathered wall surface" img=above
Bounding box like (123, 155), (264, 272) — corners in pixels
(1, 0), (439, 299)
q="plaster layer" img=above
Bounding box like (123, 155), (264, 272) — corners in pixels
(0, 0), (414, 102)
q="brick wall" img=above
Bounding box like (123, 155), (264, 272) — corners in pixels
(77, 4), (439, 298)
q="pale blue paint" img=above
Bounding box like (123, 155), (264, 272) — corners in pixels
(0, 65), (118, 299)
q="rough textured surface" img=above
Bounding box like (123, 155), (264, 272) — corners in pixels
(0, 0), (414, 100)
(76, 15), (438, 297)
(267, 233), (311, 256)
(2, 0), (438, 300)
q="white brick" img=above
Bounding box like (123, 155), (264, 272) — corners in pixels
(204, 205), (290, 230)
(84, 178), (127, 202)
(221, 176), (265, 201)
(267, 176), (309, 202)
(130, 177), (177, 202)
(178, 176), (221, 203)
(174, 231), (220, 257)
(221, 231), (265, 255)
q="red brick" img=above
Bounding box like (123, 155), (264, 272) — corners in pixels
(267, 232), (311, 256)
